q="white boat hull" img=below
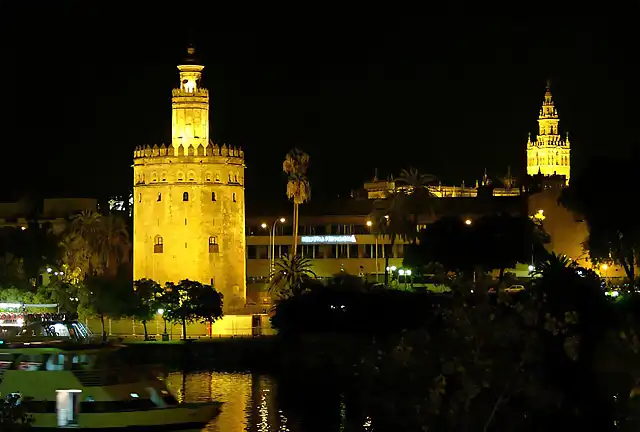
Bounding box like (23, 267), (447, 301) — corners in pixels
(30, 402), (222, 430)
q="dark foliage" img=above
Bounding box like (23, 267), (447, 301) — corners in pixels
(271, 278), (448, 335)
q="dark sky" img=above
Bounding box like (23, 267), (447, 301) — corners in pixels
(0, 1), (638, 204)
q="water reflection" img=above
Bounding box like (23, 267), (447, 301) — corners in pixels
(164, 371), (373, 432)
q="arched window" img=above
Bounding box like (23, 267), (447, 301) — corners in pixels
(215, 173), (220, 182)
(177, 172), (184, 181)
(154, 236), (163, 253)
(234, 174), (238, 183)
(209, 236), (219, 253)
(188, 171), (195, 181)
(205, 172), (212, 182)
(152, 172), (157, 182)
(183, 192), (189, 201)
(228, 173), (232, 182)
(161, 172), (167, 182)
(233, 192), (237, 202)
(211, 192), (216, 202)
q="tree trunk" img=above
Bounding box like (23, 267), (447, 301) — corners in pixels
(142, 320), (148, 341)
(100, 314), (106, 342)
(292, 203), (299, 257)
(498, 267), (505, 283)
(181, 317), (187, 340)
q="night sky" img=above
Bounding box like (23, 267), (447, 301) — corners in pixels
(0, 1), (638, 205)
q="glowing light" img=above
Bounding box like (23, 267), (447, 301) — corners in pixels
(157, 309), (164, 315)
(390, 266), (397, 271)
(261, 223), (267, 229)
(465, 219), (472, 225)
(20, 226), (26, 231)
(405, 269), (412, 276)
(300, 235), (356, 244)
(366, 220), (372, 227)
(602, 264), (608, 270)
(46, 268), (52, 273)
(279, 217), (286, 223)
(528, 265), (535, 272)
(398, 269), (405, 275)
(537, 209), (544, 214)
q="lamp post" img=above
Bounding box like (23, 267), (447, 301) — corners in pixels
(262, 218), (286, 278)
(366, 220), (379, 282)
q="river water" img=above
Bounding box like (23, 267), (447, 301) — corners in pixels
(165, 371), (373, 432)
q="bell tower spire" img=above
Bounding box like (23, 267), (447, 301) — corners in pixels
(526, 80), (571, 183)
(171, 45), (209, 151)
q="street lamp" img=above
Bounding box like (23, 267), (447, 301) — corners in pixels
(465, 219), (472, 225)
(263, 218), (286, 278)
(366, 220), (379, 282)
(157, 308), (167, 338)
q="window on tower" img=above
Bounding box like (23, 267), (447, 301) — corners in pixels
(183, 192), (189, 202)
(154, 236), (164, 253)
(233, 193), (237, 202)
(157, 193), (162, 202)
(211, 192), (216, 202)
(209, 236), (219, 253)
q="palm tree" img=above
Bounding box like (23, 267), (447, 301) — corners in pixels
(269, 254), (317, 298)
(396, 167), (437, 242)
(283, 149), (311, 257)
(369, 191), (415, 286)
(59, 210), (130, 278)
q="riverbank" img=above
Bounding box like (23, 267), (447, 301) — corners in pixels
(119, 333), (374, 376)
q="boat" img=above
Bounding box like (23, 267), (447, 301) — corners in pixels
(0, 329), (221, 430)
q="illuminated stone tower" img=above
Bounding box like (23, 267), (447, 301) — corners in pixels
(526, 81), (571, 183)
(133, 46), (247, 308)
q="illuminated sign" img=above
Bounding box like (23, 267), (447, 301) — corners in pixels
(300, 235), (357, 244)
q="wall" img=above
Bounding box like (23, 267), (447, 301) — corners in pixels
(133, 152), (246, 308)
(85, 314), (274, 338)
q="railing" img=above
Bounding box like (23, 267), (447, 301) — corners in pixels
(72, 367), (156, 387)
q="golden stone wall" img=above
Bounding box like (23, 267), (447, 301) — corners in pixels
(133, 151), (247, 307)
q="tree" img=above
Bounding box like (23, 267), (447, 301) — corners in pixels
(80, 270), (133, 340)
(283, 148), (311, 257)
(191, 283), (224, 337)
(132, 279), (163, 341)
(158, 280), (219, 340)
(59, 210), (131, 279)
(369, 191), (415, 285)
(396, 167), (437, 242)
(269, 254), (317, 299)
(560, 156), (640, 285)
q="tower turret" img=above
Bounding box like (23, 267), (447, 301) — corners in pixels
(172, 46), (209, 150)
(526, 80), (571, 183)
(133, 46), (247, 310)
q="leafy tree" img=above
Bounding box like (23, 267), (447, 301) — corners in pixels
(132, 279), (163, 341)
(80, 270), (134, 340)
(369, 191), (414, 285)
(560, 156), (640, 284)
(269, 254), (317, 299)
(396, 166), (437, 242)
(283, 148), (311, 256)
(58, 210), (130, 279)
(191, 283), (224, 336)
(159, 280), (219, 340)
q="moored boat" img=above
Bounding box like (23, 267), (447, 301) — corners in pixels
(0, 338), (221, 430)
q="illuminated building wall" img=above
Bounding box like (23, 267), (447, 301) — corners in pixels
(133, 47), (246, 308)
(526, 81), (571, 182)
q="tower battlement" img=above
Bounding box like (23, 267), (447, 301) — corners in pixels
(133, 141), (244, 161)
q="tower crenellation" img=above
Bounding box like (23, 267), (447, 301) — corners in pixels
(133, 46), (247, 309)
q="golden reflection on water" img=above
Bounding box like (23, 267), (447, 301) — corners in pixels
(165, 371), (292, 432)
